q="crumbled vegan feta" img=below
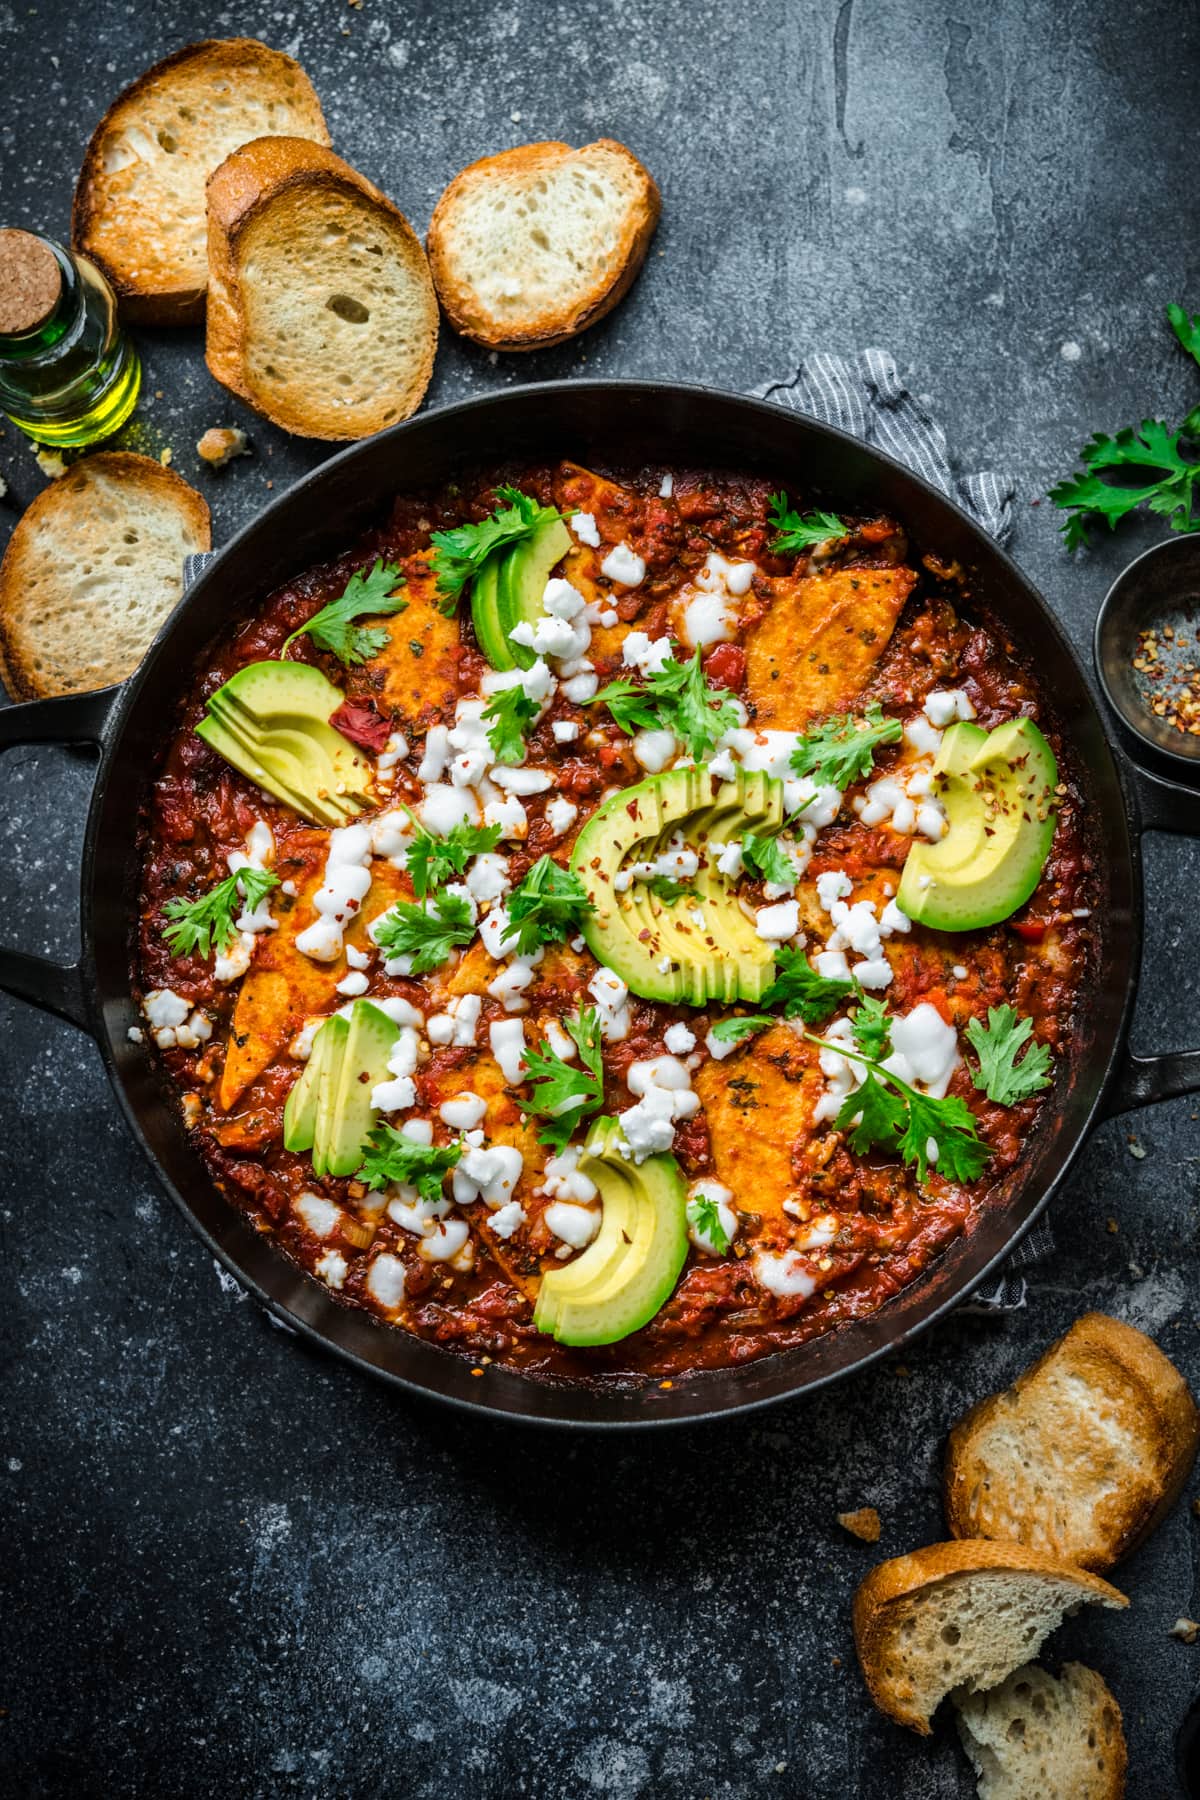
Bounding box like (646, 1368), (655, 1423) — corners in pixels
(687, 1179), (738, 1256)
(600, 542), (646, 586)
(571, 510), (601, 547)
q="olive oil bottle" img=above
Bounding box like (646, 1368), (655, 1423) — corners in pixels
(0, 228), (140, 445)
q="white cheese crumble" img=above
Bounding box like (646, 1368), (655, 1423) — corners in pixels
(589, 966), (631, 1041)
(365, 1253), (407, 1309)
(923, 687), (977, 727)
(664, 1022), (696, 1054)
(600, 542), (646, 586)
(754, 1251), (817, 1299)
(418, 1219), (470, 1263)
(545, 797), (579, 839)
(754, 899), (800, 942)
(552, 720), (580, 743)
(295, 1192), (340, 1238)
(489, 1017), (527, 1084)
(633, 727), (677, 773)
(315, 1249), (348, 1289)
(687, 1179), (738, 1256)
(677, 551), (759, 649)
(622, 632), (673, 676)
(571, 510), (601, 547)
(335, 970), (370, 997)
(295, 823), (373, 964)
(545, 1201), (601, 1249)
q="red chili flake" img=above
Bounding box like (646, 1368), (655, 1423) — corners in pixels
(329, 699), (392, 754)
(1009, 919), (1047, 943)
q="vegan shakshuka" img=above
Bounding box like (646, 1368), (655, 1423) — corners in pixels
(135, 463), (1094, 1383)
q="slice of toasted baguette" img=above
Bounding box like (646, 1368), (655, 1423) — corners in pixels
(205, 138), (438, 440)
(945, 1312), (1199, 1572)
(427, 139), (660, 351)
(852, 1540), (1127, 1735)
(73, 39), (330, 324)
(955, 1662), (1127, 1799)
(0, 453), (210, 699)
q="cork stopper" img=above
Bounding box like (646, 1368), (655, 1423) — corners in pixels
(0, 230), (62, 336)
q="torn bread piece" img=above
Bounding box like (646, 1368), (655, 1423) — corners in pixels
(955, 1662), (1126, 1800)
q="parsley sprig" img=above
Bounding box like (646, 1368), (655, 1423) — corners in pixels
(502, 856), (593, 956)
(687, 1193), (731, 1254)
(964, 1006), (1053, 1106)
(357, 1125), (463, 1201)
(430, 486), (565, 613)
(523, 1004), (605, 1150)
(709, 950), (860, 1045)
(741, 831), (795, 888)
(806, 1031), (989, 1184)
(161, 865), (279, 960)
(767, 493), (847, 553)
(405, 815), (502, 900)
(789, 702), (902, 789)
(282, 558), (407, 665)
(592, 648), (740, 760)
(850, 995), (892, 1061)
(372, 891), (476, 973)
(482, 684), (539, 764)
(1050, 304), (1200, 551)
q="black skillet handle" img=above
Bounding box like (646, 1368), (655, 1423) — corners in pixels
(0, 686), (119, 1034)
(1103, 762), (1200, 1115)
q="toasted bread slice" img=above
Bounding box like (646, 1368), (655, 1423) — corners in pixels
(0, 453), (210, 699)
(852, 1540), (1127, 1735)
(945, 1312), (1199, 1572)
(205, 138), (438, 440)
(427, 139), (660, 351)
(73, 39), (329, 324)
(955, 1662), (1127, 1799)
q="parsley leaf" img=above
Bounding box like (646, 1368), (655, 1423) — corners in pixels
(429, 486), (565, 613)
(789, 702), (902, 789)
(767, 492), (847, 553)
(762, 947), (858, 1023)
(1168, 302), (1200, 369)
(809, 1030), (989, 1185)
(282, 558), (407, 665)
(645, 875), (694, 904)
(161, 865), (279, 960)
(709, 1014), (776, 1045)
(592, 648), (740, 761)
(405, 816), (502, 901)
(1050, 418), (1200, 550)
(964, 1005), (1054, 1107)
(482, 684), (539, 764)
(741, 831), (796, 888)
(836, 1073), (906, 1156)
(523, 1004), (605, 1150)
(357, 1125), (463, 1201)
(371, 890), (476, 973)
(503, 856), (593, 956)
(686, 1193), (731, 1253)
(851, 995), (892, 1060)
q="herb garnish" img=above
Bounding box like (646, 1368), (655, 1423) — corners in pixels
(371, 890), (476, 973)
(503, 856), (593, 956)
(708, 950), (859, 1046)
(592, 648), (741, 760)
(687, 1193), (731, 1254)
(805, 1031), (989, 1184)
(482, 684), (539, 764)
(405, 816), (502, 901)
(161, 865), (279, 960)
(282, 558), (407, 665)
(851, 995), (893, 1061)
(429, 486), (566, 613)
(644, 875), (694, 904)
(964, 1005), (1053, 1106)
(740, 831), (795, 888)
(789, 702), (902, 789)
(767, 492), (847, 553)
(523, 1004), (606, 1150)
(357, 1125), (464, 1200)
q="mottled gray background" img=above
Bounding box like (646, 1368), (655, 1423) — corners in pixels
(2, 1), (1199, 1795)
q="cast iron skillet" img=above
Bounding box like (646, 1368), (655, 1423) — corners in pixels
(3, 380), (1200, 1429)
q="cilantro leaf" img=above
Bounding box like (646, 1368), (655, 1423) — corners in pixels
(709, 1014), (776, 1045)
(807, 1029), (989, 1186)
(1050, 418), (1200, 549)
(964, 1005), (1054, 1107)
(482, 684), (539, 765)
(762, 947), (858, 1024)
(1168, 302), (1200, 369)
(741, 831), (796, 888)
(503, 856), (593, 956)
(523, 1004), (605, 1150)
(686, 1193), (731, 1253)
(405, 816), (502, 901)
(851, 995), (892, 1061)
(767, 492), (847, 553)
(282, 558), (407, 665)
(835, 1073), (906, 1156)
(430, 486), (565, 613)
(357, 1125), (463, 1201)
(592, 647), (740, 761)
(645, 875), (694, 904)
(789, 703), (902, 789)
(371, 890), (476, 973)
(161, 865), (279, 960)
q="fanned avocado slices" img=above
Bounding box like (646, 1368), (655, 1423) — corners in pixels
(197, 660), (375, 827)
(282, 1002), (399, 1177)
(470, 517), (572, 671)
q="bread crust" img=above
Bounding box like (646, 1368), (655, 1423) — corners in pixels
(0, 453), (211, 700)
(427, 138), (661, 351)
(204, 137), (438, 439)
(944, 1311), (1199, 1570)
(72, 38), (330, 325)
(852, 1539), (1128, 1735)
(956, 1661), (1127, 1800)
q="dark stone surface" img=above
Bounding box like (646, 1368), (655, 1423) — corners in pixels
(2, 2), (1199, 1795)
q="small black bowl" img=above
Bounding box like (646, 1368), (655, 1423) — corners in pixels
(1095, 534), (1200, 775)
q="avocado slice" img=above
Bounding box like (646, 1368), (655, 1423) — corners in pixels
(325, 1001), (400, 1178)
(570, 766), (782, 1004)
(283, 1023), (333, 1153)
(897, 717), (1058, 931)
(311, 1014), (350, 1178)
(197, 660), (374, 828)
(469, 550), (511, 671)
(497, 517), (573, 669)
(534, 1119), (689, 1346)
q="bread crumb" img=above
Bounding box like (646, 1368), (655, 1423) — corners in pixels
(837, 1507), (881, 1543)
(196, 426), (251, 470)
(159, 447), (173, 467)
(1106, 1217), (1119, 1234)
(1171, 1618), (1200, 1643)
(34, 446), (67, 480)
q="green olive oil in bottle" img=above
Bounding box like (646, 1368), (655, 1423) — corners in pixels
(0, 229), (140, 445)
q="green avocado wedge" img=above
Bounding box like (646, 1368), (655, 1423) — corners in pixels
(534, 1118), (689, 1348)
(469, 551), (510, 671)
(283, 1023), (333, 1154)
(310, 1015), (350, 1179)
(326, 1001), (400, 1178)
(497, 517), (573, 669)
(197, 660), (374, 828)
(897, 717), (1059, 931)
(569, 765), (783, 1004)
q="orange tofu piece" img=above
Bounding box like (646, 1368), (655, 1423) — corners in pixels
(744, 565), (916, 729)
(694, 1024), (823, 1224)
(373, 552), (460, 729)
